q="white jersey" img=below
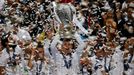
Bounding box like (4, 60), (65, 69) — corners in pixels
(0, 0), (4, 11)
(0, 49), (9, 66)
(109, 46), (124, 75)
(30, 60), (50, 75)
(55, 51), (79, 75)
(50, 32), (83, 75)
(44, 38), (53, 59)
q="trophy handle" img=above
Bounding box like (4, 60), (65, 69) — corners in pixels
(52, 2), (62, 24)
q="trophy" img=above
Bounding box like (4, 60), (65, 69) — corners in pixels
(52, 2), (76, 39)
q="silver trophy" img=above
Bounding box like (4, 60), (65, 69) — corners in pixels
(52, 2), (76, 39)
(52, 2), (76, 25)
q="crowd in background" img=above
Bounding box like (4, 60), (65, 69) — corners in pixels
(0, 0), (133, 75)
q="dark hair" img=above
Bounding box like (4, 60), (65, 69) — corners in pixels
(1, 33), (10, 47)
(63, 38), (71, 42)
(37, 42), (43, 48)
